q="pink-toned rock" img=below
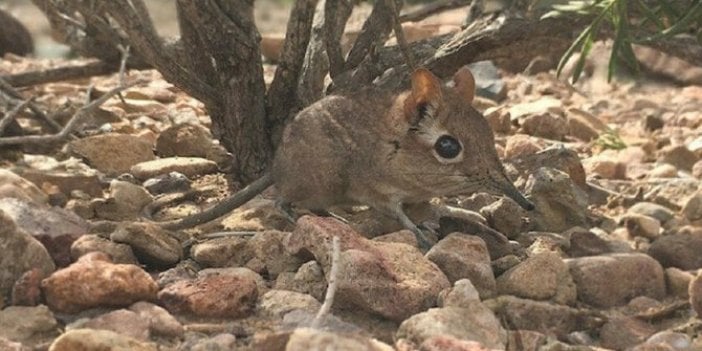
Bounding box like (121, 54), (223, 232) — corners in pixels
(583, 154), (627, 179)
(41, 252), (158, 313)
(157, 274), (258, 318)
(427, 234), (496, 299)
(286, 216), (450, 321)
(11, 268), (44, 306)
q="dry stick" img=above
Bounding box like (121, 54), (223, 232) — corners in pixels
(1, 61), (119, 88)
(0, 98), (32, 134)
(0, 77), (63, 132)
(0, 81), (139, 146)
(116, 44), (131, 105)
(387, 0), (416, 70)
(399, 0), (473, 23)
(312, 235), (341, 328)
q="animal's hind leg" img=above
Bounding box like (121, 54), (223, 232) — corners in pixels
(275, 199), (298, 224)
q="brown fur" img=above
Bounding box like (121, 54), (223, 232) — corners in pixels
(272, 68), (531, 216)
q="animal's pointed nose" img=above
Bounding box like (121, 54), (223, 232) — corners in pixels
(491, 174), (534, 211)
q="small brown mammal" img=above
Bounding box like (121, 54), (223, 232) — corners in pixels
(0, 8), (33, 57)
(162, 68), (533, 248)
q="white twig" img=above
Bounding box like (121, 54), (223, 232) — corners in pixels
(312, 235), (340, 328)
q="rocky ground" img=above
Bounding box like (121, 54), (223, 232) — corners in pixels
(1, 2), (702, 351)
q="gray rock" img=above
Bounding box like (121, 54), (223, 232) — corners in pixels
(110, 223), (182, 267)
(427, 233), (496, 299)
(0, 197), (88, 267)
(599, 316), (656, 350)
(274, 261), (327, 302)
(496, 252), (576, 305)
(396, 305), (507, 349)
(130, 157), (218, 180)
(648, 233), (702, 269)
(628, 202), (675, 224)
(258, 290), (321, 318)
(566, 253), (665, 307)
(67, 133), (155, 175)
(0, 211), (55, 300)
(485, 295), (600, 338)
(691, 271), (702, 317)
(525, 168), (588, 233)
(0, 305), (58, 345)
(143, 172), (191, 194)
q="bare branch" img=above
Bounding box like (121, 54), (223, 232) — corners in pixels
(0, 77), (62, 132)
(399, 0), (472, 23)
(266, 0), (320, 135)
(0, 81), (139, 146)
(312, 235), (340, 328)
(0, 61), (126, 87)
(0, 98), (31, 134)
(102, 0), (218, 106)
(324, 0), (346, 79)
(388, 0), (416, 70)
(344, 0), (401, 71)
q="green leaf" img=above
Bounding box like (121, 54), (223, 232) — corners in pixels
(573, 28), (596, 83)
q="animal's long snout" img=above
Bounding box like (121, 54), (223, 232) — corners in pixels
(491, 175), (534, 211)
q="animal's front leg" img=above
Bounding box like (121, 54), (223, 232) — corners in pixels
(385, 202), (435, 251)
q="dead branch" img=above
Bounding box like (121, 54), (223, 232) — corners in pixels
(0, 77), (63, 132)
(0, 98), (31, 134)
(399, 0), (472, 23)
(102, 0), (218, 107)
(0, 61), (125, 88)
(312, 235), (340, 328)
(323, 0), (347, 79)
(0, 81), (139, 146)
(266, 0), (319, 142)
(343, 0), (401, 72)
(388, 0), (416, 70)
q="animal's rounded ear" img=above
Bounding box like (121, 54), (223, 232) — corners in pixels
(410, 68), (442, 105)
(453, 67), (475, 103)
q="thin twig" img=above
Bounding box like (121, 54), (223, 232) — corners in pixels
(0, 81), (140, 146)
(312, 236), (340, 328)
(0, 77), (63, 132)
(1, 61), (123, 88)
(387, 0), (416, 70)
(399, 0), (472, 23)
(0, 98), (32, 134)
(117, 44), (131, 105)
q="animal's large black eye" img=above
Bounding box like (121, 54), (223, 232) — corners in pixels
(434, 135), (462, 159)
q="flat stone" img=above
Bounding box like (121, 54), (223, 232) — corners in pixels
(70, 234), (138, 265)
(566, 253), (665, 307)
(258, 289), (321, 318)
(130, 157), (217, 180)
(68, 133), (155, 175)
(157, 274), (258, 318)
(155, 123), (213, 158)
(190, 236), (252, 268)
(48, 328), (157, 351)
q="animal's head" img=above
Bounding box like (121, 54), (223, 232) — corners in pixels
(388, 67), (533, 210)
